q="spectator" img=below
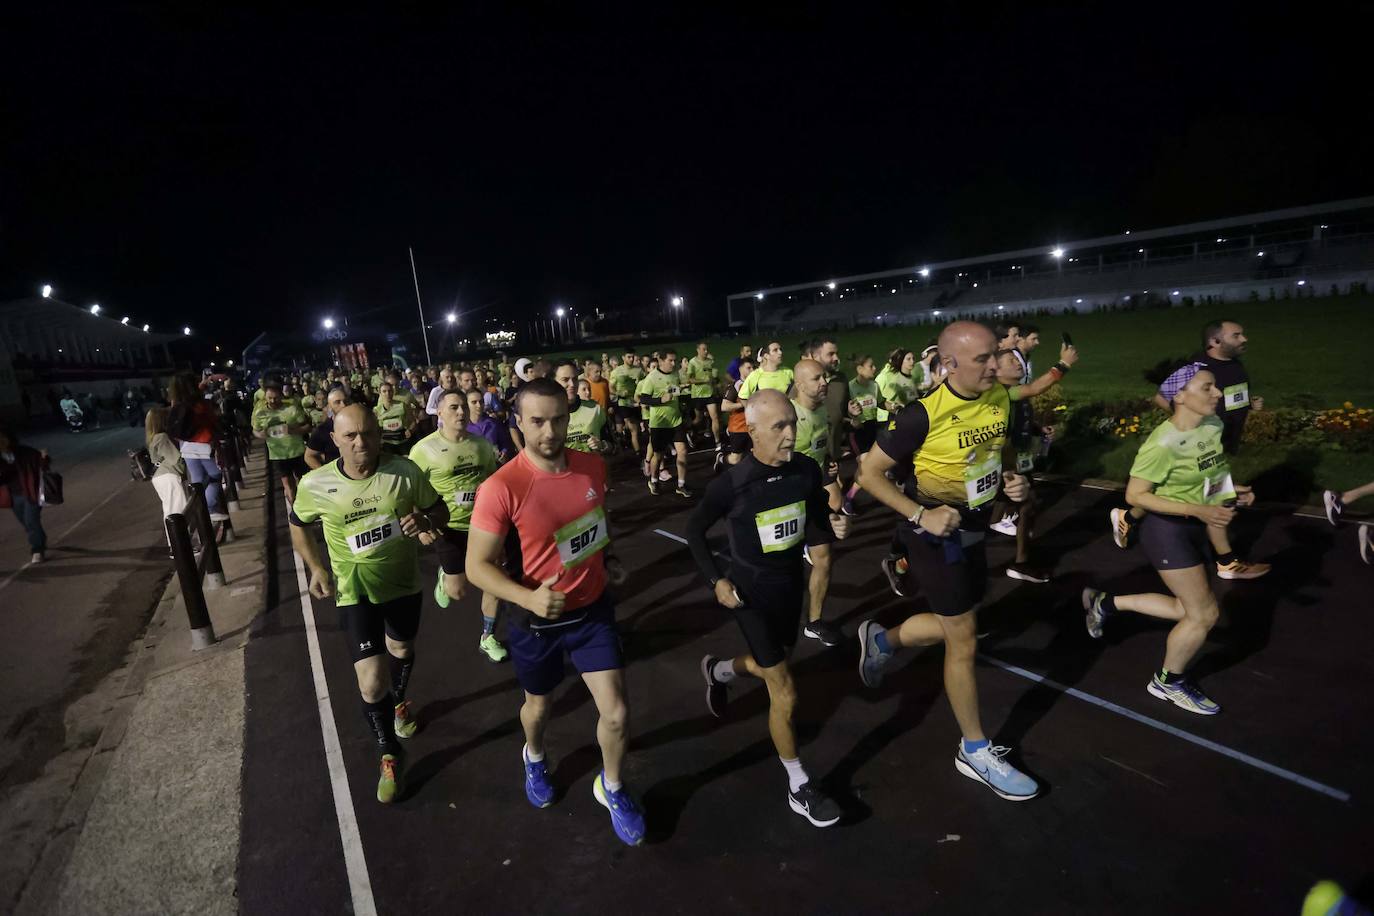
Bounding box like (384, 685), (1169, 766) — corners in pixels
(168, 372), (230, 523)
(0, 425), (51, 564)
(145, 406), (190, 530)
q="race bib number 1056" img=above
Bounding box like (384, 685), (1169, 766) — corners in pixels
(348, 516), (396, 555)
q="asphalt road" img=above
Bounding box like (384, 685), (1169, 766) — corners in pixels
(240, 449), (1373, 915)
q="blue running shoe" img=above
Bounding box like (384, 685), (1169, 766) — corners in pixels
(954, 743), (1039, 801)
(1147, 673), (1220, 715)
(593, 772), (645, 846)
(523, 747), (555, 808)
(1082, 588), (1108, 640)
(858, 620), (892, 688)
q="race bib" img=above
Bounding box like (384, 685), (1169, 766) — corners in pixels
(453, 490), (476, 512)
(964, 453), (1001, 508)
(856, 394), (877, 411)
(756, 501), (805, 553)
(554, 506), (610, 568)
(812, 435), (828, 459)
(1222, 382), (1250, 411)
(347, 515), (396, 555)
(1204, 472), (1236, 503)
(268, 424), (288, 438)
(666, 385), (680, 398)
(382, 417), (403, 432)
(1016, 451), (1034, 473)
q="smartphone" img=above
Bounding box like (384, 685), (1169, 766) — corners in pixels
(1061, 332), (1074, 347)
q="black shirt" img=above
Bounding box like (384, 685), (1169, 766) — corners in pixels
(307, 419), (339, 462)
(1192, 353), (1251, 453)
(686, 452), (836, 586)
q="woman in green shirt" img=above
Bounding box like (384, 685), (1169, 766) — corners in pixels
(1082, 365), (1256, 716)
(875, 349), (918, 423)
(841, 355), (880, 515)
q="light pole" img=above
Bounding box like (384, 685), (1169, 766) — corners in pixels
(671, 295), (684, 334)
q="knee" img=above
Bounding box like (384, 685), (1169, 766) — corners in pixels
(522, 694), (551, 719)
(810, 550), (832, 574)
(357, 669), (388, 702)
(385, 637), (412, 659)
(1188, 599), (1220, 629)
(599, 700), (629, 734)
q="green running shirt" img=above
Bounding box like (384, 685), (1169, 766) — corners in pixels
(792, 398), (831, 468)
(1129, 415), (1235, 507)
(638, 369), (683, 428)
(566, 399), (608, 451)
(849, 377), (879, 422)
(254, 404), (309, 460)
(408, 431), (498, 530)
(291, 454), (440, 606)
(738, 367), (794, 400)
(685, 355), (716, 399)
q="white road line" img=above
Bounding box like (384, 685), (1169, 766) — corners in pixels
(0, 480), (131, 595)
(290, 521), (378, 915)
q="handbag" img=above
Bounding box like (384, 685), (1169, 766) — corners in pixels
(40, 468), (64, 506)
(129, 448), (156, 482)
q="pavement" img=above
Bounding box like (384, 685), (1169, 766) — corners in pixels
(233, 447), (1373, 916)
(0, 426), (269, 916)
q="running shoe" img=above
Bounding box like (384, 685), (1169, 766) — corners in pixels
(647, 479), (659, 495)
(990, 514), (1018, 536)
(713, 451), (725, 473)
(1216, 559), (1271, 580)
(593, 772), (646, 846)
(1360, 524), (1371, 566)
(803, 620), (843, 648)
(393, 700), (419, 739)
(1005, 562), (1049, 583)
(954, 743), (1039, 801)
(686, 432), (695, 449)
(1109, 507), (1133, 549)
(858, 619), (892, 688)
(433, 569), (450, 608)
(377, 753), (403, 804)
(209, 511), (231, 523)
(478, 632), (508, 663)
(787, 782), (842, 827)
(523, 747), (555, 808)
(700, 655), (728, 718)
(642, 458), (650, 478)
(1323, 490), (1344, 526)
(675, 485), (692, 499)
(840, 497), (857, 517)
(1082, 588), (1108, 639)
(29, 552), (44, 564)
(880, 557), (908, 597)
(1147, 673), (1220, 715)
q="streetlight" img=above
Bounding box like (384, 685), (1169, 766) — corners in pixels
(827, 281), (837, 290)
(41, 284), (53, 298)
(446, 312), (457, 324)
(671, 296), (683, 308)
(555, 307), (566, 317)
(1051, 247), (1064, 259)
(322, 317), (335, 329)
(142, 324), (150, 332)
(183, 326), (191, 336)
(90, 304), (101, 315)
(121, 316), (129, 324)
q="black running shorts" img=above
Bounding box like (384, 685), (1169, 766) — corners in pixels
(340, 591), (423, 663)
(730, 575), (804, 668)
(649, 423), (686, 452)
(897, 523), (988, 616)
(1139, 512), (1210, 572)
(433, 527), (469, 575)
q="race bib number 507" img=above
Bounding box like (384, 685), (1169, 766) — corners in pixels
(555, 506), (610, 568)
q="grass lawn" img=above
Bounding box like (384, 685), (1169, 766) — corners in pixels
(528, 294), (1374, 501)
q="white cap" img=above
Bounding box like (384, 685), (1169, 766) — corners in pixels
(514, 358), (532, 382)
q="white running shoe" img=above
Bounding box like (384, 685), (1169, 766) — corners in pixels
(990, 515), (1018, 536)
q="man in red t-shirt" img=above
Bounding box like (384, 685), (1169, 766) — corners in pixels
(466, 377), (644, 847)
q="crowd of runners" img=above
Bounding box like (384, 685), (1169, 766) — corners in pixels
(231, 315), (1374, 845)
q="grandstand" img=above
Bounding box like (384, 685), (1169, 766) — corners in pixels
(728, 196), (1374, 334)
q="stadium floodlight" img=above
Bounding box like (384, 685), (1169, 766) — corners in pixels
(446, 312), (457, 324)
(1051, 247), (1064, 259)
(933, 310), (941, 316)
(671, 296), (683, 307)
(755, 293), (763, 300)
(121, 316), (129, 324)
(1075, 298), (1083, 304)
(1297, 279), (1307, 286)
(827, 281), (837, 290)
(1138, 248), (1144, 253)
(1216, 237), (1225, 243)
(41, 284), (53, 298)
(1171, 291), (1180, 296)
(919, 268), (930, 277)
(1257, 251), (1265, 257)
(90, 304), (101, 315)
(555, 307), (565, 317)
(997, 305), (1004, 310)
(142, 324), (149, 332)
(322, 317), (335, 329)
(183, 326), (191, 335)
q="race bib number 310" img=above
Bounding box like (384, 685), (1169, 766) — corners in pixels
(756, 501), (805, 553)
(555, 506), (610, 568)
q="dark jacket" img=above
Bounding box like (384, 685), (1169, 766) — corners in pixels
(0, 444), (49, 507)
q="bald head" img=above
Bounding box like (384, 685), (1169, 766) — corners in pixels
(745, 387), (791, 426)
(332, 403), (382, 469)
(333, 403), (376, 435)
(792, 358), (828, 407)
(937, 321), (1000, 395)
(745, 388), (797, 466)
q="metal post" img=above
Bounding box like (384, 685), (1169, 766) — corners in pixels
(166, 513), (217, 650)
(189, 482), (226, 589)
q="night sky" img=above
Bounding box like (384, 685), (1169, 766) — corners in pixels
(4, 6), (1370, 350)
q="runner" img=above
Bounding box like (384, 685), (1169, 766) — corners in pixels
(304, 385), (350, 470)
(841, 354), (879, 516)
(738, 341), (793, 400)
(583, 359), (612, 414)
(727, 343), (754, 383)
(554, 359), (608, 455)
(811, 336), (851, 465)
(791, 358), (851, 648)
(1111, 320), (1270, 579)
(1323, 480), (1374, 565)
(720, 355), (755, 466)
(425, 364), (458, 425)
(409, 391), (508, 662)
(464, 377), (645, 846)
(252, 382), (312, 503)
(373, 381), (415, 454)
(638, 349), (690, 497)
(686, 388), (849, 827)
(608, 347), (644, 456)
(685, 341), (723, 459)
(289, 404), (450, 803)
(1083, 363), (1258, 714)
(875, 348), (919, 423)
(855, 321), (1040, 801)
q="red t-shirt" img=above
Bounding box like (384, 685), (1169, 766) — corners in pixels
(470, 449), (608, 612)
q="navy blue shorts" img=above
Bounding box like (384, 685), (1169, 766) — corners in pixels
(506, 594), (623, 695)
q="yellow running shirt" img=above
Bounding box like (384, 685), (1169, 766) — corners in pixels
(876, 381), (1010, 508)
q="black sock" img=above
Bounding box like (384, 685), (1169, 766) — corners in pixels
(362, 693), (398, 753)
(390, 654), (415, 703)
(1100, 593), (1118, 616)
(1158, 668), (1185, 684)
(1215, 551), (1236, 567)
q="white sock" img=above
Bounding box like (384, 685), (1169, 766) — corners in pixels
(523, 743), (544, 763)
(780, 756), (809, 793)
(678, 478), (686, 488)
(602, 775), (623, 792)
(712, 659), (737, 683)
